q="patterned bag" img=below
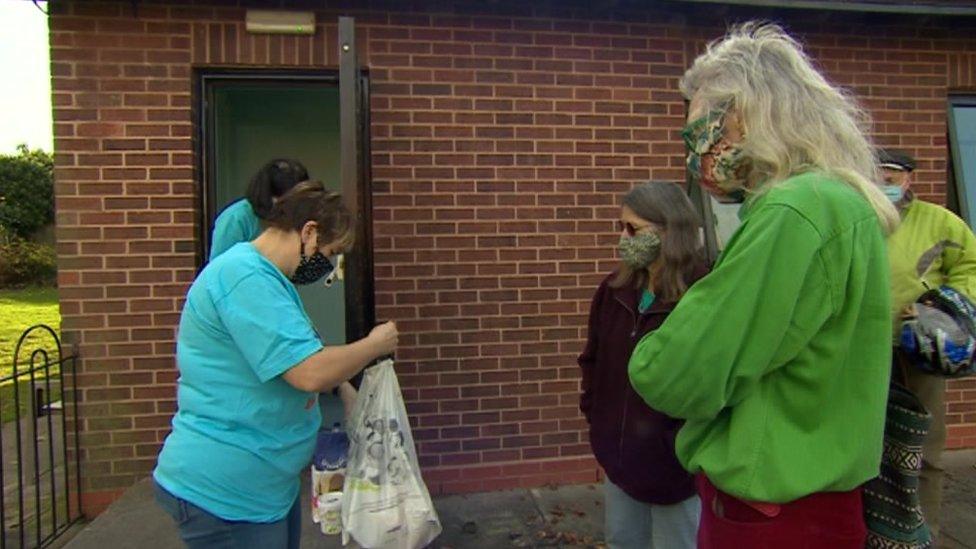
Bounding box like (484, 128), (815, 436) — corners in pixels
(863, 383), (932, 549)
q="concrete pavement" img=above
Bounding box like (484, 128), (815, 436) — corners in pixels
(60, 450), (976, 549)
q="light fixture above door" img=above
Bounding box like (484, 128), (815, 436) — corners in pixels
(245, 10), (315, 35)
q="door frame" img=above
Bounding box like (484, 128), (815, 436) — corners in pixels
(948, 94), (976, 226)
(194, 68), (376, 342)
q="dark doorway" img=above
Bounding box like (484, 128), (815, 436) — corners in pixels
(197, 69), (374, 426)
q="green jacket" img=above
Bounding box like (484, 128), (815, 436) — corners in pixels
(628, 172), (892, 503)
(888, 198), (976, 320)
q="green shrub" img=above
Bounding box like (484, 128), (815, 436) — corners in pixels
(0, 238), (57, 287)
(0, 145), (54, 239)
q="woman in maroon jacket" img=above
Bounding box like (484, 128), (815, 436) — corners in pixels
(579, 181), (707, 549)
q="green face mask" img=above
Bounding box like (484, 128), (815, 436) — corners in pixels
(619, 232), (662, 269)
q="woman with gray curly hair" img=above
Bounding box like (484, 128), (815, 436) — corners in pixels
(628, 23), (898, 547)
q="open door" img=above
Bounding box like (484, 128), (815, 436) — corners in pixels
(207, 79), (348, 343)
(198, 18), (372, 427)
(338, 17), (375, 349)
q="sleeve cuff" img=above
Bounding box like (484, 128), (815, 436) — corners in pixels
(256, 341), (324, 384)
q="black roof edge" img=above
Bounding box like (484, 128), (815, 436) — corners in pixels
(672, 0), (976, 16)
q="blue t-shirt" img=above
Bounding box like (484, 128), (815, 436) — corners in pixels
(154, 242), (323, 522)
(209, 199), (262, 261)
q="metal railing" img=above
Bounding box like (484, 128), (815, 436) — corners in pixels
(1, 325), (82, 549)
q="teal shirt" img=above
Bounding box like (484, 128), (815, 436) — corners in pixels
(209, 199), (262, 261)
(154, 243), (323, 522)
(629, 172), (892, 503)
(638, 289), (655, 314)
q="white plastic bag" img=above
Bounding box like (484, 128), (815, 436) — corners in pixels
(342, 359), (442, 549)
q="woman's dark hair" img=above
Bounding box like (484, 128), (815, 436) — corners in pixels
(265, 180), (355, 251)
(246, 158), (310, 219)
(611, 181), (703, 302)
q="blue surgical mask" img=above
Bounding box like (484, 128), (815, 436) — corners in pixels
(883, 185), (905, 204)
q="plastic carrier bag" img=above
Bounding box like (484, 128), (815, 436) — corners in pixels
(341, 359), (442, 549)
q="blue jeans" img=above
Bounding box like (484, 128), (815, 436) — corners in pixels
(153, 481), (301, 549)
(604, 478), (700, 549)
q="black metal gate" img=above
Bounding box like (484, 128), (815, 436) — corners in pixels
(1, 325), (82, 549)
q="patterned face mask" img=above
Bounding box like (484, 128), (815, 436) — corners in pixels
(682, 104), (749, 203)
(290, 242), (335, 285)
(618, 232), (662, 270)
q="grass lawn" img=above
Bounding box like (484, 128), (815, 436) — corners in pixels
(0, 287), (62, 424)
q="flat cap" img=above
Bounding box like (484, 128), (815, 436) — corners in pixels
(878, 148), (916, 172)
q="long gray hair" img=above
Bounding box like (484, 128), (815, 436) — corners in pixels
(680, 22), (899, 234)
(611, 181), (703, 302)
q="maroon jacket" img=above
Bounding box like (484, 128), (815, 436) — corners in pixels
(579, 267), (707, 505)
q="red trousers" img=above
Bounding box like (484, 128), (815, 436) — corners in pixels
(697, 475), (866, 549)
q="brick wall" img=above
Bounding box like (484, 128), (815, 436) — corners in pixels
(49, 0), (976, 515)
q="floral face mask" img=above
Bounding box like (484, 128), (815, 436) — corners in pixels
(682, 103), (749, 203)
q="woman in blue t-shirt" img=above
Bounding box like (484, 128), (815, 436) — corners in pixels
(209, 158), (309, 261)
(212, 159), (358, 416)
(154, 181), (397, 549)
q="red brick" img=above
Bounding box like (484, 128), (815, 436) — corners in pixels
(76, 123), (123, 138)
